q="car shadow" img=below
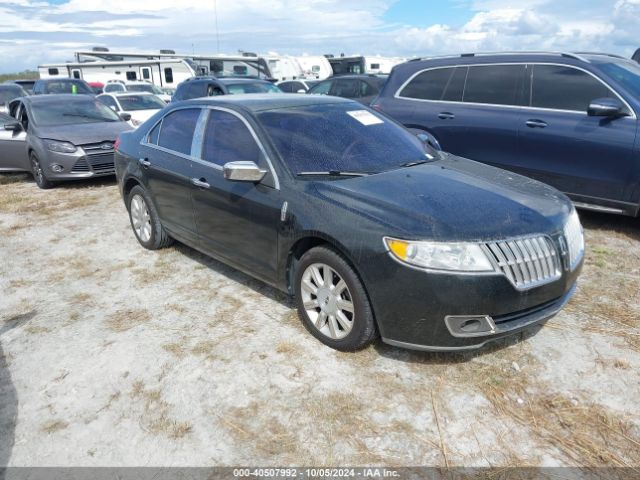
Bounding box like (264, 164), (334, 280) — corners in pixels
(577, 209), (639, 242)
(0, 310), (36, 478)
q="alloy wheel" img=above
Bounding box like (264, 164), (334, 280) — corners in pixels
(300, 263), (355, 340)
(130, 194), (152, 243)
(31, 157), (44, 185)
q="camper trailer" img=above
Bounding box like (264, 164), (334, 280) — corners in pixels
(328, 55), (406, 75)
(74, 49), (273, 80)
(262, 54), (304, 81)
(294, 55), (333, 80)
(38, 59), (197, 89)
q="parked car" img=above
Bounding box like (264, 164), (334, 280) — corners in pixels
(115, 94), (583, 352)
(171, 77), (281, 102)
(4, 79), (35, 95)
(1, 94), (132, 188)
(0, 84), (28, 113)
(633, 48), (640, 64)
(32, 78), (94, 95)
(103, 81), (172, 103)
(373, 52), (640, 217)
(307, 74), (386, 105)
(277, 79), (320, 93)
(97, 92), (166, 127)
(88, 82), (105, 94)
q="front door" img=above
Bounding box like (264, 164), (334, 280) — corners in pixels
(190, 108), (281, 282)
(517, 64), (636, 204)
(0, 105), (28, 171)
(141, 108), (200, 243)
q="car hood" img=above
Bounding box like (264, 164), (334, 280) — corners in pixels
(312, 154), (572, 241)
(35, 121), (132, 145)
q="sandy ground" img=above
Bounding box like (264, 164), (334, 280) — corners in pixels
(0, 172), (639, 468)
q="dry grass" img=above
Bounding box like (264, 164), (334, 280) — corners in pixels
(105, 309), (151, 332)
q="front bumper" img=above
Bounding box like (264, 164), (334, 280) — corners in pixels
(39, 147), (115, 181)
(364, 252), (582, 351)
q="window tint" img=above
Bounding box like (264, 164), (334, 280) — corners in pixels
(148, 122), (161, 145)
(400, 67), (466, 101)
(333, 79), (361, 98)
(464, 65), (526, 106)
(164, 68), (173, 84)
(157, 108), (200, 155)
(202, 110), (262, 167)
(531, 65), (613, 111)
(309, 80), (331, 95)
(278, 82), (292, 93)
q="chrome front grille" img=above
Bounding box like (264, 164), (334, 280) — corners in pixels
(483, 236), (561, 290)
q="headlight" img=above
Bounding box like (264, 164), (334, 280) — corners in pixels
(564, 208), (584, 269)
(43, 139), (77, 153)
(384, 237), (495, 272)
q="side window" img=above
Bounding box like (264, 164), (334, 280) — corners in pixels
(48, 68), (59, 76)
(97, 96), (119, 111)
(360, 81), (376, 97)
(334, 79), (360, 98)
(72, 70), (81, 79)
(399, 67), (465, 101)
(278, 82), (293, 93)
(463, 65), (526, 106)
(142, 69), (151, 80)
(309, 80), (332, 95)
(206, 84), (223, 96)
(531, 65), (613, 112)
(202, 110), (262, 167)
(126, 71), (137, 81)
(157, 108), (201, 155)
(147, 122), (161, 145)
(164, 68), (174, 84)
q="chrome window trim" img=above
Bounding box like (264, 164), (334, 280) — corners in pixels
(394, 62), (636, 119)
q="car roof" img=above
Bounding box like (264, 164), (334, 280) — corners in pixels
(36, 78), (87, 83)
(101, 92), (154, 97)
(0, 84), (24, 90)
(180, 93), (353, 112)
(184, 77), (271, 85)
(20, 94), (97, 105)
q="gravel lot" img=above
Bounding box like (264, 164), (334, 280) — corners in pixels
(0, 173), (639, 468)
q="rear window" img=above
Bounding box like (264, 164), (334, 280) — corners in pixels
(44, 80), (93, 95)
(463, 65), (526, 106)
(157, 108), (200, 155)
(226, 82), (281, 94)
(400, 67), (466, 101)
(117, 95), (166, 111)
(532, 65), (614, 111)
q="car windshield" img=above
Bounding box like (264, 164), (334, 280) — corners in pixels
(258, 103), (431, 176)
(599, 61), (640, 98)
(117, 94), (166, 111)
(227, 82), (281, 94)
(44, 80), (93, 95)
(0, 86), (26, 104)
(127, 84), (164, 95)
(31, 99), (121, 126)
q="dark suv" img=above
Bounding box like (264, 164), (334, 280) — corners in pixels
(374, 52), (640, 216)
(308, 74), (386, 105)
(32, 78), (94, 95)
(171, 77), (281, 102)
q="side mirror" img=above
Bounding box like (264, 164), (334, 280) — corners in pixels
(223, 161), (267, 183)
(588, 98), (627, 118)
(119, 112), (132, 122)
(416, 132), (442, 151)
(3, 121), (22, 132)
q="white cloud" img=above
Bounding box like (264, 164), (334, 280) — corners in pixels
(0, 0), (638, 73)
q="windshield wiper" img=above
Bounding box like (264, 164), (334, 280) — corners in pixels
(297, 171), (371, 177)
(62, 113), (116, 122)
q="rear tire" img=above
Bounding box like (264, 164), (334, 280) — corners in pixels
(294, 246), (378, 351)
(127, 185), (173, 250)
(31, 153), (54, 189)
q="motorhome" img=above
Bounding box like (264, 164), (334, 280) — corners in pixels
(294, 55), (333, 80)
(38, 59), (197, 89)
(327, 55), (406, 75)
(74, 49), (273, 80)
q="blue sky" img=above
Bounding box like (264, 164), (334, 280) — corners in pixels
(0, 0), (638, 73)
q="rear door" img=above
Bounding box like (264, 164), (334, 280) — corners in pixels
(140, 108), (200, 242)
(517, 64), (636, 204)
(0, 104), (28, 171)
(190, 108), (281, 282)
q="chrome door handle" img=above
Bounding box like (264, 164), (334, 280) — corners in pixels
(139, 158), (151, 167)
(191, 178), (210, 189)
(438, 112), (455, 120)
(525, 120), (548, 128)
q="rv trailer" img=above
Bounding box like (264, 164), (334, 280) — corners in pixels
(328, 55), (406, 75)
(38, 59), (197, 88)
(74, 49), (273, 80)
(294, 55), (333, 80)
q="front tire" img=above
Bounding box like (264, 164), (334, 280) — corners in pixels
(127, 185), (173, 250)
(31, 154), (54, 189)
(294, 246), (378, 351)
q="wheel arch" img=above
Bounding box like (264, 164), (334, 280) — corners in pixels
(122, 176), (143, 201)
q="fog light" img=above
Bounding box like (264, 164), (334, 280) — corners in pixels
(50, 164), (64, 173)
(444, 315), (496, 338)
